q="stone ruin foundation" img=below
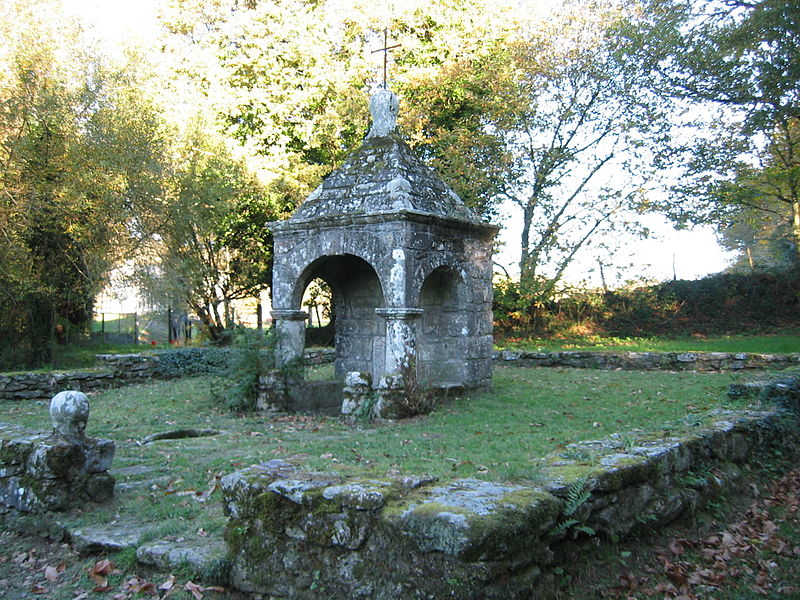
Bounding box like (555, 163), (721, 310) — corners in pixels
(221, 402), (799, 600)
(266, 88), (497, 418)
(0, 390), (115, 513)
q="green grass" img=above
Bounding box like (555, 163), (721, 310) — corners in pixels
(91, 314), (138, 334)
(0, 366), (759, 540)
(496, 332), (800, 354)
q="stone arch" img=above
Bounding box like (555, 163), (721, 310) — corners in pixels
(294, 254), (386, 380)
(271, 231), (391, 311)
(410, 253), (461, 307)
(416, 266), (469, 386)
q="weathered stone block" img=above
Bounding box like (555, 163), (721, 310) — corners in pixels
(0, 393), (115, 513)
(136, 539), (228, 574)
(222, 464), (560, 600)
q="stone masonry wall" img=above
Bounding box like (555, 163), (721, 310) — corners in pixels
(0, 348), (800, 400)
(0, 354), (158, 402)
(222, 403), (799, 600)
(1, 349), (795, 403)
(495, 350), (800, 371)
(0, 371), (119, 402)
(0, 349), (337, 402)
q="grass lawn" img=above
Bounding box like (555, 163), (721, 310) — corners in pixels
(3, 365), (799, 600)
(496, 331), (800, 354)
(0, 366), (757, 542)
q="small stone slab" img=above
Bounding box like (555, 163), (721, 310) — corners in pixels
(136, 539), (227, 572)
(70, 522), (151, 554)
(392, 478), (560, 559)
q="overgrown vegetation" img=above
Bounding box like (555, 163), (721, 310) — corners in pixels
(494, 267), (800, 339)
(211, 327), (277, 412)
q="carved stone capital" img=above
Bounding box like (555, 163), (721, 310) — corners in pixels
(271, 310), (309, 321)
(375, 307), (424, 320)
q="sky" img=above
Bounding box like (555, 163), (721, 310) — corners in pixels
(61, 0), (161, 55)
(494, 204), (736, 286)
(62, 0), (735, 293)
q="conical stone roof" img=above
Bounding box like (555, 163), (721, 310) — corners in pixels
(286, 89), (486, 228)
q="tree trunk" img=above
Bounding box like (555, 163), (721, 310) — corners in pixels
(519, 204), (534, 280)
(792, 198), (800, 265)
(27, 293), (54, 367)
(191, 301), (225, 343)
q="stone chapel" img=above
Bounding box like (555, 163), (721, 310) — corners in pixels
(269, 88), (497, 415)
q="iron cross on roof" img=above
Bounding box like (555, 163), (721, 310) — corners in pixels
(371, 28), (401, 89)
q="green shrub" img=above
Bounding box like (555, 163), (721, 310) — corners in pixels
(493, 267), (800, 338)
(215, 327), (277, 412)
(154, 347), (232, 377)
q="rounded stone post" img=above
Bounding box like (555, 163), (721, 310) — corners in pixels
(271, 310), (308, 370)
(50, 390), (90, 439)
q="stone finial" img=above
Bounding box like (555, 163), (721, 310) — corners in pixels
(367, 88), (399, 138)
(50, 390), (90, 439)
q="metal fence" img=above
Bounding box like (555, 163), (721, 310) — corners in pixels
(91, 312), (139, 344)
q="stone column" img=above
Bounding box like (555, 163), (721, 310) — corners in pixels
(375, 307), (423, 419)
(375, 308), (423, 376)
(271, 310), (308, 370)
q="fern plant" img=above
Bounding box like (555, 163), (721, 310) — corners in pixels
(551, 475), (596, 538)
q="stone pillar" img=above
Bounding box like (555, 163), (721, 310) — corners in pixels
(271, 310), (308, 370)
(375, 308), (423, 376)
(374, 308), (424, 419)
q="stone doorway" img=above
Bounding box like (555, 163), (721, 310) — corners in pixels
(295, 254), (385, 383)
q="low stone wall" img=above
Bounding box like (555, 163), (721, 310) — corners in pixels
(0, 371), (117, 401)
(2, 349), (796, 403)
(495, 349), (800, 371)
(96, 353), (160, 380)
(221, 406), (799, 600)
(0, 349), (337, 402)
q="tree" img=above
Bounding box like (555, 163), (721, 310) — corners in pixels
(164, 0), (663, 301)
(634, 0), (800, 265)
(141, 121), (286, 341)
(503, 8), (665, 293)
(403, 3), (667, 298)
(0, 0), (169, 365)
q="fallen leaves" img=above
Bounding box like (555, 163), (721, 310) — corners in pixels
(156, 473), (222, 502)
(43, 561), (65, 581)
(609, 467), (800, 599)
(88, 558), (118, 590)
(82, 564), (226, 600)
(185, 580), (205, 600)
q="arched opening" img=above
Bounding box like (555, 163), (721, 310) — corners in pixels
(302, 278), (333, 347)
(417, 267), (468, 386)
(296, 254), (385, 382)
